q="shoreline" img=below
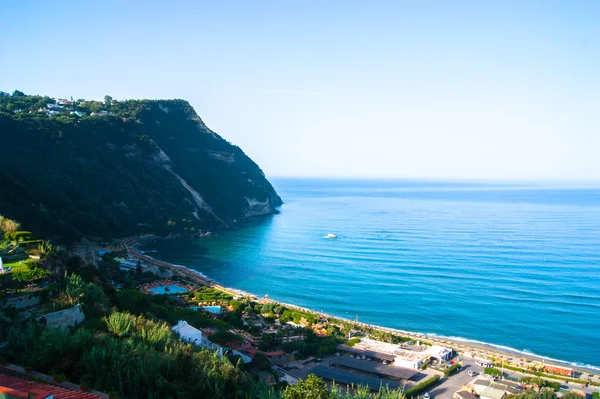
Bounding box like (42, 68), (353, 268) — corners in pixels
(264, 298), (600, 376)
(124, 237), (600, 379)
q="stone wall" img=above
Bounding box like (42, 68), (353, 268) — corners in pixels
(37, 304), (85, 328)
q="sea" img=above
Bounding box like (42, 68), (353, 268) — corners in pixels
(142, 178), (600, 369)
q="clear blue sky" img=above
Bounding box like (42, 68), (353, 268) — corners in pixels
(2, 1), (599, 180)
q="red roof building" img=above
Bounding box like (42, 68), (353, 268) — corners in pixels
(0, 373), (103, 399)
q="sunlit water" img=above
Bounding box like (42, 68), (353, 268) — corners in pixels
(143, 179), (600, 368)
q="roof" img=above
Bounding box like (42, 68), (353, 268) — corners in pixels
(172, 320), (204, 343)
(264, 351), (286, 357)
(312, 366), (400, 391)
(336, 345), (397, 362)
(332, 356), (419, 380)
(481, 385), (506, 399)
(489, 382), (520, 395)
(455, 391), (479, 399)
(0, 373), (103, 399)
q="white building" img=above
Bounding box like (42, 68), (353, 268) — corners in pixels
(353, 338), (452, 369)
(172, 320), (221, 352)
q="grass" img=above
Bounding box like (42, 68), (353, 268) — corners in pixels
(3, 260), (32, 273)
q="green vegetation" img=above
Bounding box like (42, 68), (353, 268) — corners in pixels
(346, 337), (361, 346)
(0, 217), (593, 399)
(511, 389), (586, 399)
(443, 362), (461, 377)
(484, 367), (503, 377)
(0, 91), (282, 240)
(5, 317), (248, 399)
(519, 377), (561, 391)
(11, 267), (51, 282)
(498, 363), (600, 387)
(280, 308), (317, 325)
(104, 312), (135, 337)
(403, 375), (440, 398)
(192, 286), (234, 302)
(281, 373), (405, 399)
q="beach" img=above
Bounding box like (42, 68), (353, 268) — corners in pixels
(125, 237), (600, 384)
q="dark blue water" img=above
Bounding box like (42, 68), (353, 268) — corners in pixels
(144, 179), (600, 368)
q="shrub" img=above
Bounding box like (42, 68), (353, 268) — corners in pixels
(404, 375), (440, 398)
(12, 267), (51, 282)
(444, 362), (461, 377)
(346, 337), (360, 347)
(484, 367), (503, 377)
(104, 312), (135, 337)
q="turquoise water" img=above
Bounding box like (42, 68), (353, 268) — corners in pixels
(192, 305), (222, 314)
(144, 179), (600, 368)
(149, 284), (188, 294)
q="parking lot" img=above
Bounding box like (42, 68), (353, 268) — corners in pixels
(427, 358), (485, 399)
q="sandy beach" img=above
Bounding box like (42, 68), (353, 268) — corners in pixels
(125, 238), (600, 383)
(273, 299), (600, 381)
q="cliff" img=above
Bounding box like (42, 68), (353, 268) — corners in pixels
(0, 92), (282, 240)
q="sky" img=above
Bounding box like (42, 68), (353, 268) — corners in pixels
(1, 1), (599, 180)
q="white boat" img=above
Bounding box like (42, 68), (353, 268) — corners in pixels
(324, 233), (337, 239)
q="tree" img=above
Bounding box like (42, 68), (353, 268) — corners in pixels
(83, 283), (109, 311)
(283, 374), (330, 399)
(104, 95), (113, 105)
(12, 90), (25, 97)
(251, 351), (271, 371)
(562, 393), (585, 399)
(65, 273), (86, 305)
(0, 217), (21, 233)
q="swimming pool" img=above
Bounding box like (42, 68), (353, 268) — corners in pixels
(149, 284), (188, 294)
(191, 305), (222, 314)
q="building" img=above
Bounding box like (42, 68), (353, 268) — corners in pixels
(472, 379), (521, 398)
(172, 320), (221, 352)
(481, 384), (508, 399)
(0, 373), (103, 399)
(351, 338), (452, 369)
(336, 344), (397, 364)
(545, 364), (574, 377)
(454, 391), (478, 399)
(331, 356), (419, 381)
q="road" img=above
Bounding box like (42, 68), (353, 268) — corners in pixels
(428, 359), (485, 399)
(429, 357), (600, 399)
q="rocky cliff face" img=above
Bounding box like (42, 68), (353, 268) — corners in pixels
(0, 97), (282, 240)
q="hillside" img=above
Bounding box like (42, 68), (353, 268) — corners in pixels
(0, 91), (282, 240)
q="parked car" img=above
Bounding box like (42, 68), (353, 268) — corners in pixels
(468, 370), (477, 377)
(424, 392), (431, 399)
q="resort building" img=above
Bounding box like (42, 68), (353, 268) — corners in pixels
(348, 338), (453, 369)
(172, 320), (222, 352)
